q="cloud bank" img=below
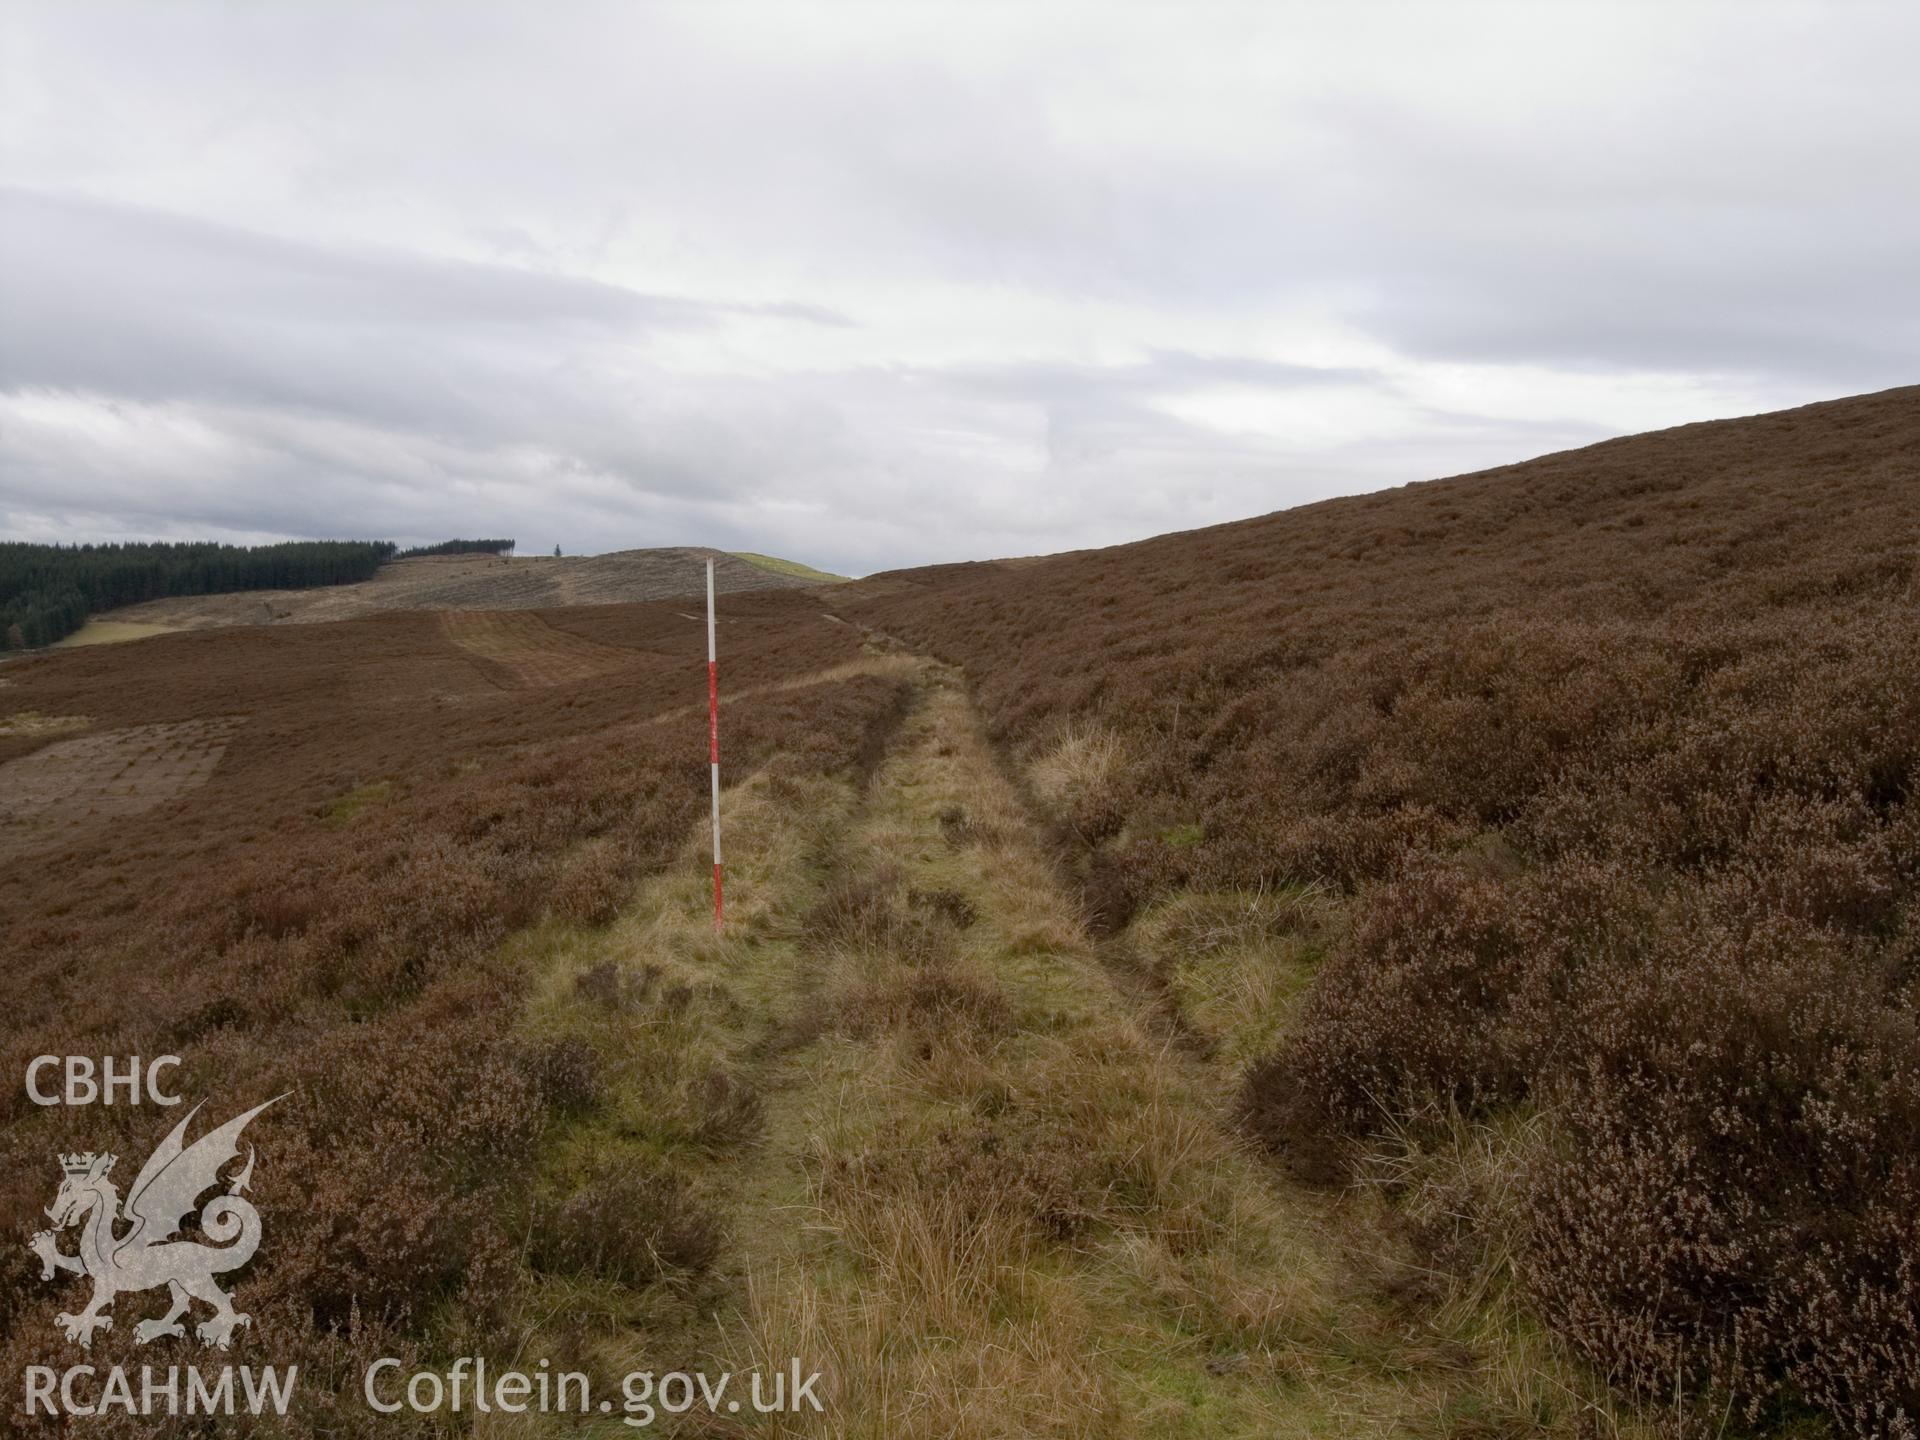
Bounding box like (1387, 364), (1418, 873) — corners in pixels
(2, 1), (1916, 573)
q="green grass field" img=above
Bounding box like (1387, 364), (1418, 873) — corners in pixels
(732, 551), (851, 584)
(49, 619), (181, 647)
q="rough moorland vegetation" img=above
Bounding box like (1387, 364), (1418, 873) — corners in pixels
(2, 387), (1912, 1437)
(0, 592), (911, 1433)
(852, 385), (1920, 1436)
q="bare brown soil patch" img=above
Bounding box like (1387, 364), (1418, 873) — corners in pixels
(0, 716), (239, 859)
(438, 609), (641, 687)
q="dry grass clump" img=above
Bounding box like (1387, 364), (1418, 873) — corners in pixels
(1137, 883), (1332, 959)
(840, 964), (1015, 1046)
(1127, 886), (1336, 1063)
(573, 955), (667, 1011)
(1353, 1101), (1545, 1301)
(822, 1066), (1235, 1258)
(909, 884), (978, 929)
(532, 1159), (723, 1287)
(685, 1062), (768, 1148)
(554, 952), (767, 1151)
(736, 1263), (1126, 1440)
(935, 801), (994, 847)
(804, 869), (955, 965)
(822, 1112), (1103, 1249)
(1029, 719), (1133, 842)
(801, 868), (1015, 1060)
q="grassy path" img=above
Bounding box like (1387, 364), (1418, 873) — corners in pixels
(502, 654), (1626, 1438)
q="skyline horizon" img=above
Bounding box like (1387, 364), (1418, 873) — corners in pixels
(10, 375), (1911, 577)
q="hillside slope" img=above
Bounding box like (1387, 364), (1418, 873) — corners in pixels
(856, 384), (1918, 904)
(104, 545), (832, 631)
(846, 384), (1920, 1435)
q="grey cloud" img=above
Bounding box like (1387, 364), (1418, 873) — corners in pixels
(0, 186), (1453, 572)
(0, 186), (848, 408)
(931, 352), (1379, 401)
(0, 188), (849, 425)
(1, 2), (1916, 573)
(0, 187), (876, 522)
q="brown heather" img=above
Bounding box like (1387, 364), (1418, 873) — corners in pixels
(842, 386), (1920, 1435)
(2, 386), (1916, 1436)
(0, 592), (911, 1436)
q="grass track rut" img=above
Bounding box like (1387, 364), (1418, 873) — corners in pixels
(505, 652), (1630, 1438)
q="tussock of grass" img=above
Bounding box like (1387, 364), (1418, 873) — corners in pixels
(1028, 718), (1132, 842)
(1132, 886), (1335, 1065)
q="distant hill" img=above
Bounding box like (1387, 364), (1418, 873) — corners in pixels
(731, 551), (849, 584)
(102, 546), (839, 631)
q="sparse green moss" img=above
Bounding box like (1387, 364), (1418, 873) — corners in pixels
(731, 551), (851, 584)
(320, 778), (393, 824)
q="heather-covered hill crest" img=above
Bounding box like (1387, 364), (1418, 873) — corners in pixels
(849, 384), (1920, 1435)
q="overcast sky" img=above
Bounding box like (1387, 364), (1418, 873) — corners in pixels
(2, 2), (1916, 574)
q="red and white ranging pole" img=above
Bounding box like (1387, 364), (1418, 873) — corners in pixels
(706, 557), (723, 934)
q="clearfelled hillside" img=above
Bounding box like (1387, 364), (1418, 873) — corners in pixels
(850, 385), (1920, 1435)
(101, 546), (838, 632)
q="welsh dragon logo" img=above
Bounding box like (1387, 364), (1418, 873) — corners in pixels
(28, 1096), (283, 1349)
